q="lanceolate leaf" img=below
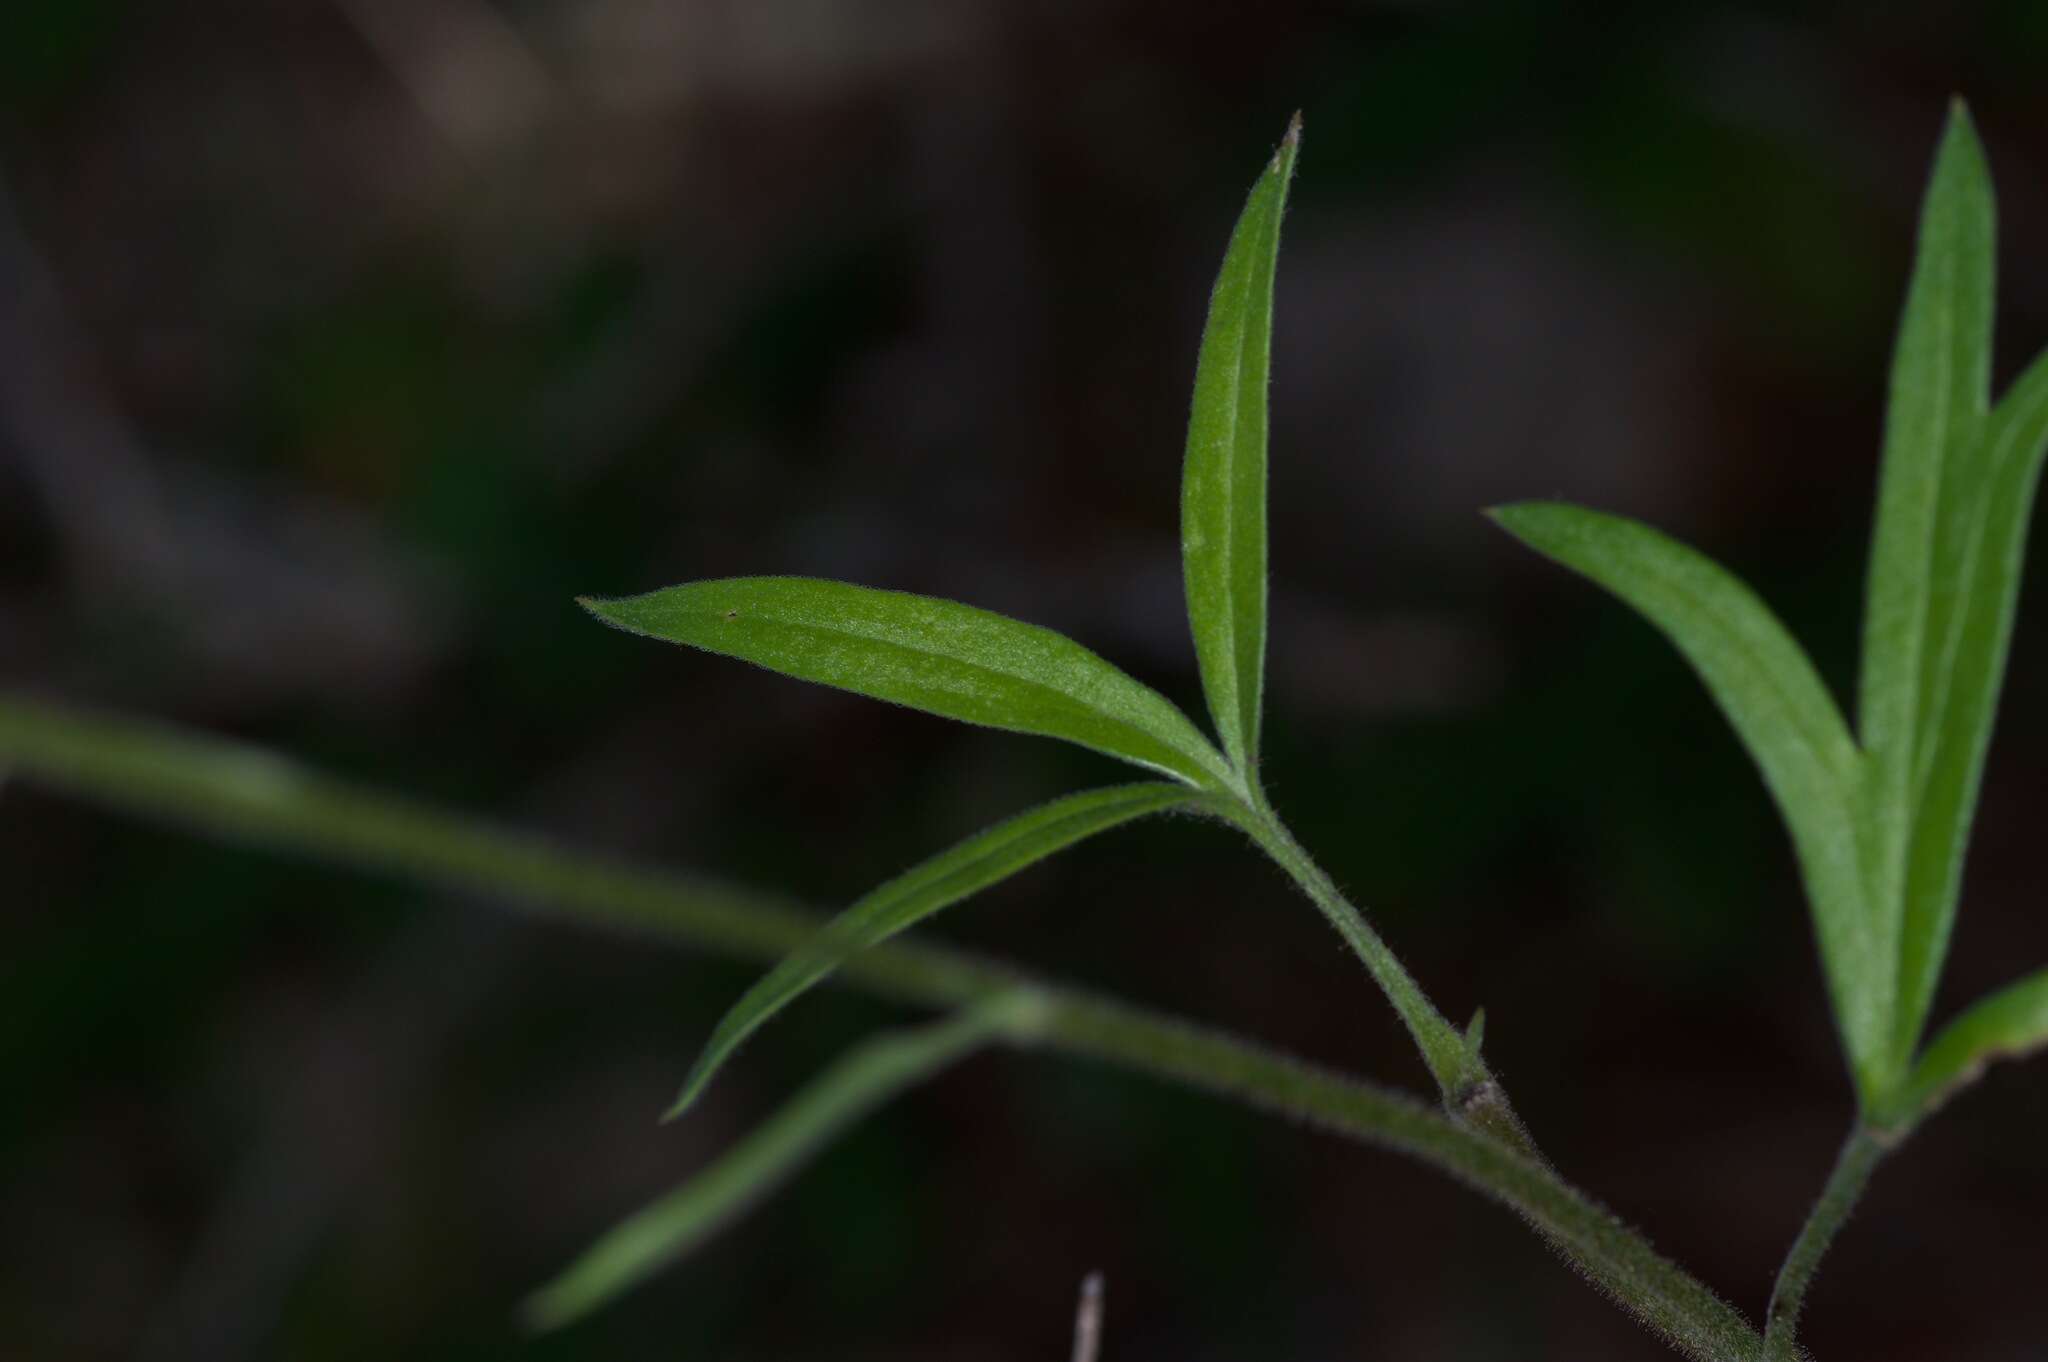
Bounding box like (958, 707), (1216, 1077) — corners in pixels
(1182, 115), (1299, 775)
(524, 998), (1034, 1331)
(1489, 503), (1883, 1093)
(667, 782), (1212, 1119)
(1902, 109), (2001, 813)
(1895, 967), (2048, 1126)
(1892, 303), (2048, 1063)
(582, 579), (1231, 790)
(1856, 105), (1995, 1053)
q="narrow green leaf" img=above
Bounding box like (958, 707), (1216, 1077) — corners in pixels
(1489, 503), (1883, 1094)
(1856, 103), (1995, 1059)
(1902, 107), (2000, 809)
(1894, 352), (2048, 1064)
(523, 997), (1036, 1331)
(581, 578), (1231, 790)
(1181, 114), (1299, 775)
(1894, 967), (2048, 1126)
(669, 782), (1211, 1119)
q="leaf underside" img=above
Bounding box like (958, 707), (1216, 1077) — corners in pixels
(1182, 115), (1299, 775)
(582, 578), (1229, 790)
(668, 782), (1211, 1118)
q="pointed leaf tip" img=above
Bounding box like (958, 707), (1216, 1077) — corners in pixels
(667, 1034), (743, 1121)
(580, 577), (1230, 789)
(1464, 1007), (1487, 1057)
(1935, 97), (1988, 176)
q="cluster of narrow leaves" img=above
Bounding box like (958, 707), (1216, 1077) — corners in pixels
(1492, 103), (2048, 1129)
(532, 116), (1309, 1327)
(531, 102), (2048, 1337)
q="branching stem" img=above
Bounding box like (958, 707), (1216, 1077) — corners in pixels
(1223, 797), (1544, 1161)
(1227, 801), (1472, 1098)
(1, 691), (1761, 1360)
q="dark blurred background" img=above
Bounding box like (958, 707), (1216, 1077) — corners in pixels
(4, 2), (2047, 1358)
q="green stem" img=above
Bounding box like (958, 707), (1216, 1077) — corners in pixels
(1229, 804), (1471, 1096)
(1226, 800), (1542, 1160)
(1041, 992), (1758, 1360)
(0, 691), (1761, 1361)
(1762, 1125), (1885, 1360)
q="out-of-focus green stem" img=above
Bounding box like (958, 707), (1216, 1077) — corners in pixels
(0, 691), (1763, 1361)
(1762, 1126), (1885, 1361)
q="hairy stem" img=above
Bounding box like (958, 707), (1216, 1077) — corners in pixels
(1229, 804), (1471, 1095)
(1762, 1126), (1885, 1360)
(1228, 801), (1542, 1159)
(0, 691), (1762, 1361)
